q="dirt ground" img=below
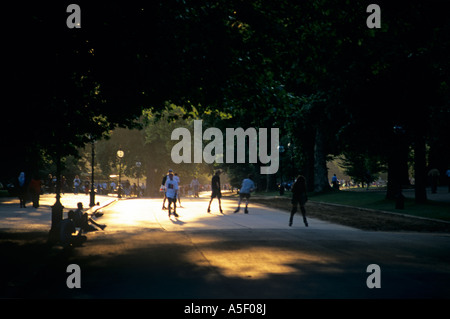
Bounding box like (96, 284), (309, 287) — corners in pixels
(251, 197), (450, 233)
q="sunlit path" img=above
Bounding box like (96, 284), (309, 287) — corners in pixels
(2, 195), (450, 299)
(98, 198), (357, 232)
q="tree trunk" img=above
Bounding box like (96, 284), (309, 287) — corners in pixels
(313, 127), (331, 193)
(265, 173), (277, 192)
(49, 150), (64, 243)
(386, 153), (401, 200)
(145, 167), (159, 197)
(414, 134), (427, 203)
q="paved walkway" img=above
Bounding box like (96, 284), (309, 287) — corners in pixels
(402, 186), (450, 203)
(0, 193), (355, 232)
(99, 197), (358, 232)
(1, 194), (450, 299)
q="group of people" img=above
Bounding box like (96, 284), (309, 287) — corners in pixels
(206, 170), (308, 227)
(159, 169), (309, 227)
(15, 172), (42, 209)
(60, 202), (106, 249)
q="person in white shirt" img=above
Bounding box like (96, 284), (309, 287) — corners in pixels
(73, 175), (81, 194)
(234, 174), (256, 214)
(165, 171), (179, 217)
(190, 177), (200, 197)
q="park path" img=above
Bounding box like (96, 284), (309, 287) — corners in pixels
(1, 194), (450, 299)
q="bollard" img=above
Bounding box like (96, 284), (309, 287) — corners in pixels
(48, 200), (64, 244)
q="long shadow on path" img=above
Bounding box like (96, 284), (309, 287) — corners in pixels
(2, 228), (450, 299)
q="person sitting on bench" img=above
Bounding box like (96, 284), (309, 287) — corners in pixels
(73, 202), (106, 232)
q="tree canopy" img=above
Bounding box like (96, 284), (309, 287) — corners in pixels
(2, 1), (449, 203)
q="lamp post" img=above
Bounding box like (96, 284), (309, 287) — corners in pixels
(49, 152), (64, 243)
(392, 125), (405, 209)
(89, 137), (96, 207)
(136, 161), (141, 198)
(117, 149), (124, 199)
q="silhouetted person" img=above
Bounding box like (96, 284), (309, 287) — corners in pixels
(428, 168), (440, 194)
(161, 170), (172, 209)
(191, 177), (200, 197)
(17, 172), (28, 208)
(28, 174), (42, 208)
(73, 175), (81, 194)
(331, 174), (339, 189)
(289, 175), (308, 227)
(207, 170), (223, 214)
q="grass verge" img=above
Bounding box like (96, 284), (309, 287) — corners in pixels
(243, 190), (450, 233)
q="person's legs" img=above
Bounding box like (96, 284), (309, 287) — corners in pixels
(19, 189), (26, 208)
(289, 203), (297, 226)
(300, 205), (308, 227)
(244, 195), (250, 214)
(172, 198), (179, 217)
(162, 193), (167, 209)
(218, 197), (223, 213)
(234, 196), (242, 213)
(207, 198), (213, 213)
(168, 197), (173, 216)
(34, 192), (40, 208)
(88, 217), (106, 230)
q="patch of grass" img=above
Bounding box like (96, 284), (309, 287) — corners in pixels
(309, 190), (450, 221)
(251, 189), (450, 222)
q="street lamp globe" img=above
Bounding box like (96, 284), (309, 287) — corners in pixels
(117, 149), (124, 198)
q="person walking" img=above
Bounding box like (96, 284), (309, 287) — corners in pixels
(161, 170), (171, 210)
(190, 177), (200, 197)
(73, 175), (81, 194)
(84, 179), (90, 195)
(234, 174), (256, 214)
(28, 174), (42, 208)
(331, 174), (339, 189)
(289, 175), (308, 227)
(428, 168), (440, 194)
(207, 170), (223, 214)
(165, 171), (179, 217)
(17, 172), (28, 208)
